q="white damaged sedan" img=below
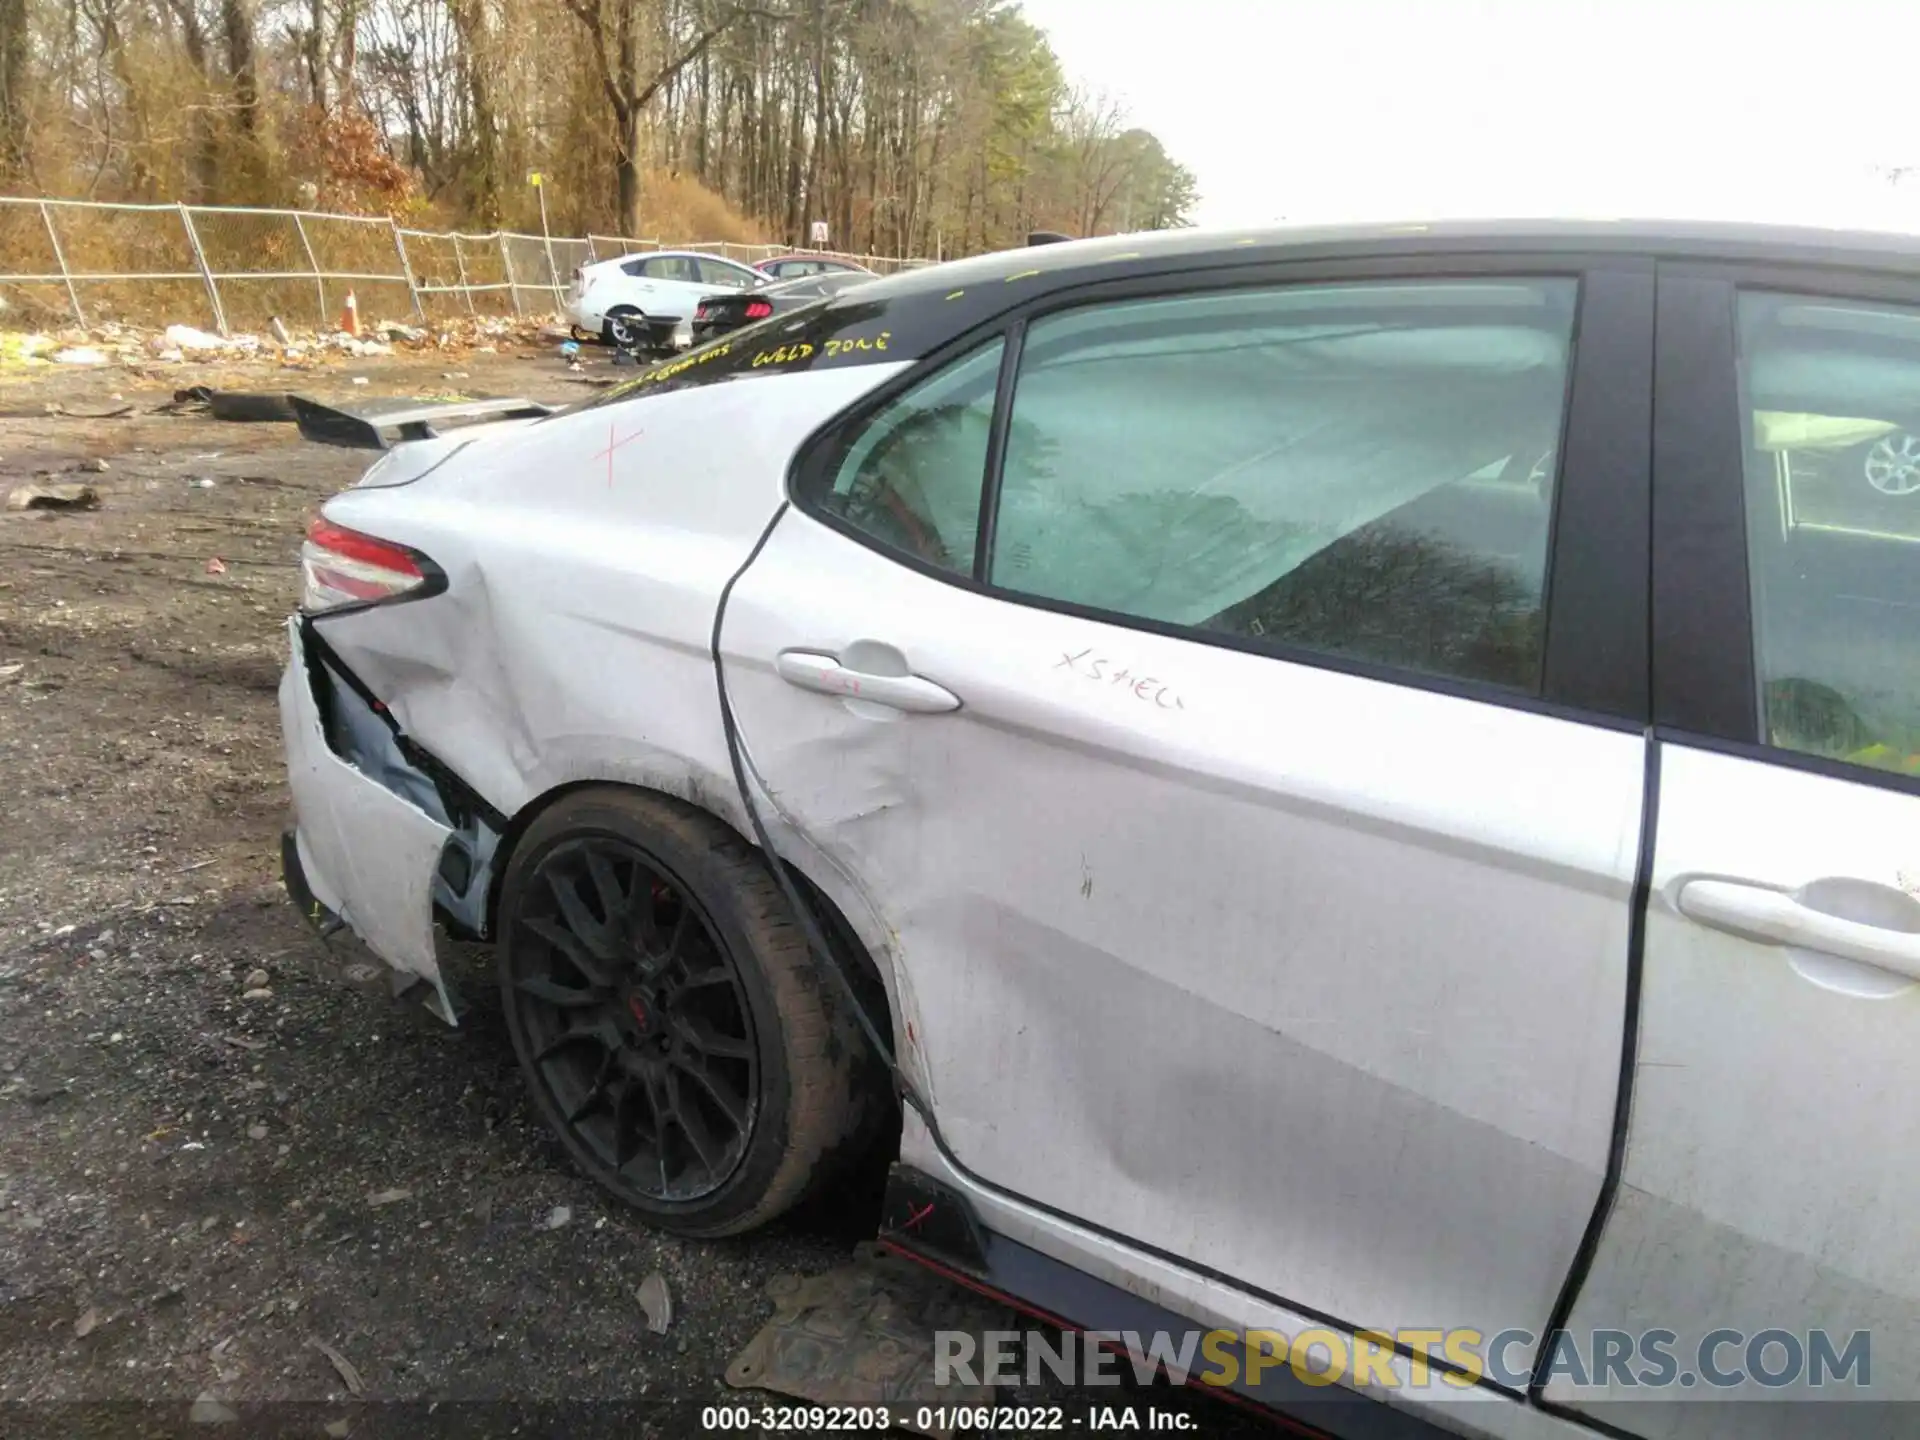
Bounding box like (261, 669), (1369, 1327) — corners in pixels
(280, 221), (1920, 1437)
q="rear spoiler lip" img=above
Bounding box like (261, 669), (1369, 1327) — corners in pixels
(290, 394), (556, 450)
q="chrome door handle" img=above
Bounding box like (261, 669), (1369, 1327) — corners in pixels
(1676, 878), (1920, 981)
(775, 649), (960, 714)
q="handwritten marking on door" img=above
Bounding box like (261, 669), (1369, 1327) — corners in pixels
(1055, 648), (1185, 710)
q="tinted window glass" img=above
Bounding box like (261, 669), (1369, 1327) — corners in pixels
(802, 340), (1003, 576)
(1737, 292), (1920, 778)
(990, 281), (1577, 691)
(641, 256), (698, 282)
(697, 257), (755, 288)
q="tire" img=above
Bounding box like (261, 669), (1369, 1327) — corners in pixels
(496, 787), (866, 1237)
(601, 305), (642, 348)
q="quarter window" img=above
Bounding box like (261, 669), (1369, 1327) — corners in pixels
(989, 281), (1578, 691)
(803, 339), (1004, 577)
(1736, 293), (1920, 778)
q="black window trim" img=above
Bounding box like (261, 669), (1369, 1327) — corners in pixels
(788, 250), (1657, 734)
(1652, 258), (1920, 800)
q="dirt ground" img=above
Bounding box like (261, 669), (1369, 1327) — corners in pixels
(0, 344), (1266, 1438)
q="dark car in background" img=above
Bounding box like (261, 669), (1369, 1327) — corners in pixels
(690, 271), (870, 344)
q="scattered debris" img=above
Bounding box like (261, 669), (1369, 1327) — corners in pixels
(190, 478), (217, 490)
(366, 1188), (412, 1208)
(270, 317), (292, 346)
(33, 401), (136, 419)
(246, 1123), (268, 1140)
(308, 1336), (366, 1396)
(241, 987), (272, 1001)
(163, 325), (233, 355)
(323, 1421), (351, 1439)
(349, 376), (369, 386)
(73, 1307), (100, 1338)
(52, 347), (108, 366)
(6, 482), (101, 512)
(243, 968), (269, 990)
(0, 663), (22, 682)
(205, 558), (228, 576)
(210, 391), (298, 423)
(189, 1390), (238, 1425)
(79, 457), (110, 473)
(378, 321), (427, 344)
(221, 1035), (266, 1052)
(637, 1272), (673, 1335)
(726, 1244), (1013, 1438)
(540, 1204), (572, 1231)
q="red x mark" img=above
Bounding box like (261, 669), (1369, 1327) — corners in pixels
(589, 417), (646, 487)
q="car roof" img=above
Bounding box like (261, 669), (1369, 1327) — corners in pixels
(848, 216), (1920, 304)
(592, 249), (757, 268)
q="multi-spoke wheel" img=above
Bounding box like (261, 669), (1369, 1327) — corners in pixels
(1864, 432), (1920, 496)
(511, 835), (757, 1202)
(498, 788), (869, 1235)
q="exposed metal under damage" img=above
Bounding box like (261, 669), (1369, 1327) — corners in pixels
(278, 616), (503, 1024)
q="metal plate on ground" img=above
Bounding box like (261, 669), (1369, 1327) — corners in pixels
(725, 1242), (1010, 1437)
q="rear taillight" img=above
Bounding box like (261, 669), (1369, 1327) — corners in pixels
(745, 300), (773, 319)
(695, 302), (710, 318)
(300, 514), (430, 613)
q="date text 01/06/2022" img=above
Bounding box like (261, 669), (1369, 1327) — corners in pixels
(699, 1402), (1200, 1431)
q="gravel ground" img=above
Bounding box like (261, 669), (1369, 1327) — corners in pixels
(0, 344), (1268, 1439)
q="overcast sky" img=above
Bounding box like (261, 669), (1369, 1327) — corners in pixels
(1017, 0), (1920, 229)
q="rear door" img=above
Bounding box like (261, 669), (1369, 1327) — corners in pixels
(720, 257), (1657, 1362)
(1548, 271), (1920, 1437)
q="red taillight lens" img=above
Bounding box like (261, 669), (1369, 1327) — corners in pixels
(745, 300), (773, 319)
(695, 302), (710, 318)
(300, 514), (428, 613)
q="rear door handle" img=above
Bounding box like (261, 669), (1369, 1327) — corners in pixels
(775, 649), (960, 714)
(1676, 878), (1920, 981)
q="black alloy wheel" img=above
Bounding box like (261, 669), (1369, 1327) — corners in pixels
(497, 788), (872, 1235)
(509, 835), (755, 1201)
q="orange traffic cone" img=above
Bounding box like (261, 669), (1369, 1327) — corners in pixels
(340, 289), (360, 336)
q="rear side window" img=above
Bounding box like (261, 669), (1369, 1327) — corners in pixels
(640, 256), (698, 282)
(698, 257), (755, 289)
(799, 340), (1004, 577)
(1736, 293), (1920, 778)
(989, 281), (1577, 691)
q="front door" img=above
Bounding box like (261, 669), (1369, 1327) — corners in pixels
(1549, 275), (1920, 1437)
(721, 262), (1654, 1362)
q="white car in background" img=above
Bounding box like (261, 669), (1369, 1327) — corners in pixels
(565, 249), (766, 350)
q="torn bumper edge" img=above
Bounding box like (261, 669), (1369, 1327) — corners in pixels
(278, 617), (458, 1024)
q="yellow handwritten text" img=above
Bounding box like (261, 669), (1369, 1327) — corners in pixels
(823, 331), (891, 357)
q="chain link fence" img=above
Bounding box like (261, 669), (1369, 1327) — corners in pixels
(0, 197), (931, 334)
